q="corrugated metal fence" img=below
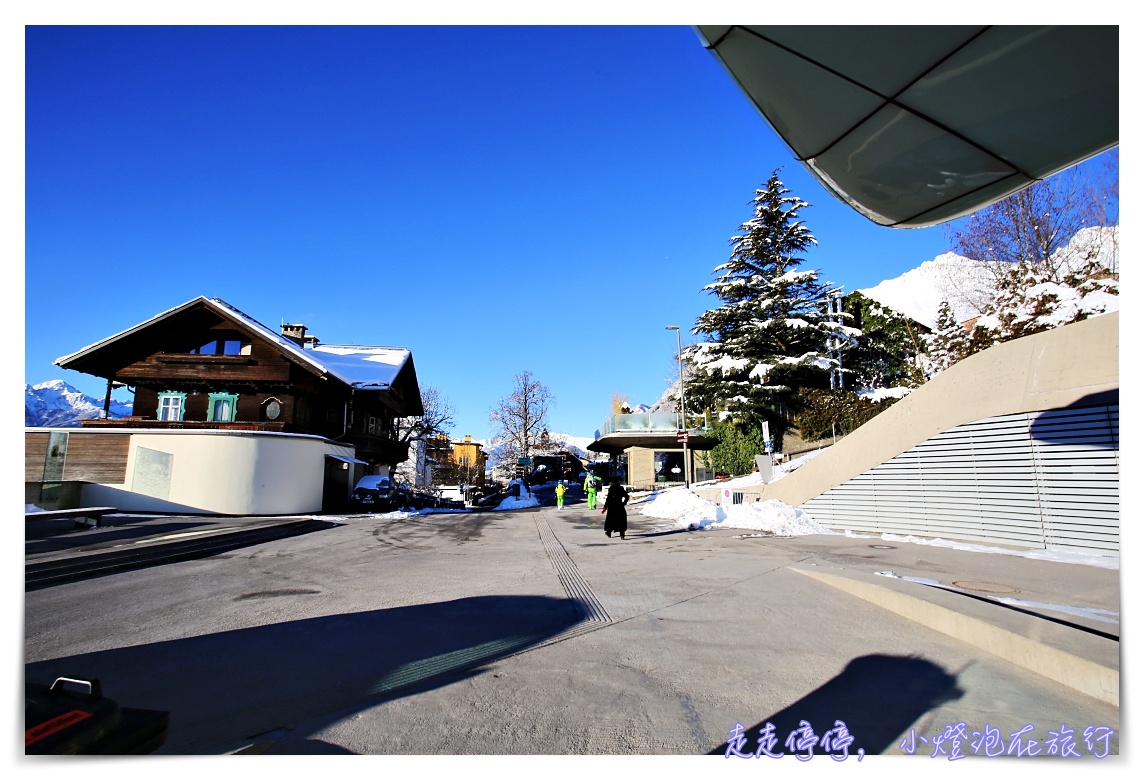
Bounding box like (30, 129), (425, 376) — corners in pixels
(801, 404), (1119, 556)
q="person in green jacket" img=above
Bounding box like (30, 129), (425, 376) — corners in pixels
(555, 480), (567, 510)
(583, 473), (598, 510)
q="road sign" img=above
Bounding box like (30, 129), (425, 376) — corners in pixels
(676, 432), (689, 443)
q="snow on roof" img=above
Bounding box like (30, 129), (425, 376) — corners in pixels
(55, 296), (411, 390)
(305, 345), (411, 388)
(209, 299), (411, 387)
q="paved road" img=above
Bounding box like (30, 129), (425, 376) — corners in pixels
(24, 498), (1120, 759)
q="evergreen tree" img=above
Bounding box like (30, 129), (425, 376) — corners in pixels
(928, 300), (971, 372)
(839, 292), (926, 390)
(698, 421), (765, 476)
(687, 170), (850, 447)
(967, 257), (1119, 352)
(792, 388), (900, 443)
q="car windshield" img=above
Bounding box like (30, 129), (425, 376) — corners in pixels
(354, 475), (391, 491)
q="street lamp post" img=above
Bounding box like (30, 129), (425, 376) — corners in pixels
(666, 325), (689, 489)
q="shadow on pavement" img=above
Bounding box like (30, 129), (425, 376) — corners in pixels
(708, 654), (964, 757)
(25, 520), (221, 555)
(26, 594), (584, 754)
(631, 528), (692, 539)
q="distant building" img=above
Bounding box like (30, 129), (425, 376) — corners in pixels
(588, 412), (716, 489)
(425, 434), (488, 500)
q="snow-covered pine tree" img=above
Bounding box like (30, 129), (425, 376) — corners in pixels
(928, 300), (971, 372)
(968, 257), (1119, 351)
(687, 170), (853, 442)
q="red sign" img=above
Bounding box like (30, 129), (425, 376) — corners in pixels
(676, 432), (689, 443)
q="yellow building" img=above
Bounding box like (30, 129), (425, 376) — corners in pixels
(426, 434), (487, 492)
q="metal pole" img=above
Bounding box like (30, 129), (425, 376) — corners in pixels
(667, 325), (689, 489)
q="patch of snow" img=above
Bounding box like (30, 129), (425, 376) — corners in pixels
(857, 387), (912, 402)
(877, 533), (1118, 570)
(876, 570), (1119, 624)
(715, 448), (828, 488)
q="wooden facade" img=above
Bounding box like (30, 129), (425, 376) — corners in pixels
(54, 297), (422, 469)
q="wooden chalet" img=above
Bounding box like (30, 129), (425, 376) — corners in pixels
(54, 296), (423, 469)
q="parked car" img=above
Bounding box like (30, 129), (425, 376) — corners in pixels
(351, 474), (399, 511)
(390, 482), (416, 510)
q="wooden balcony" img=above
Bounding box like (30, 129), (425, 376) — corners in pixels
(79, 418), (287, 433)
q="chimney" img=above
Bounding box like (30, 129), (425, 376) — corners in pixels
(464, 435), (472, 442)
(281, 323), (319, 348)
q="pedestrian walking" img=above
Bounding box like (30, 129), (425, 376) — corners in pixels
(602, 478), (629, 539)
(555, 480), (567, 510)
(583, 473), (598, 510)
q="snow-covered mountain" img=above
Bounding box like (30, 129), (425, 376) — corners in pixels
(859, 226), (1119, 330)
(552, 433), (593, 456)
(25, 380), (133, 427)
(859, 252), (997, 330)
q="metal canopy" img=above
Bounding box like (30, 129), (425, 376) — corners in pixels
(588, 430), (718, 455)
(696, 26), (1118, 227)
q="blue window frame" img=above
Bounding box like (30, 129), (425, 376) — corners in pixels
(158, 391), (187, 421)
(207, 392), (239, 423)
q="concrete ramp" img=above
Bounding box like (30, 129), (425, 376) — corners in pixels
(699, 312), (1119, 555)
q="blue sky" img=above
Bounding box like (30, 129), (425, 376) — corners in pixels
(21, 24), (1110, 442)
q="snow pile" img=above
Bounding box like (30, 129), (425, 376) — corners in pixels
(639, 488), (833, 536)
(493, 491), (540, 511)
(712, 499), (832, 536)
(640, 488), (725, 528)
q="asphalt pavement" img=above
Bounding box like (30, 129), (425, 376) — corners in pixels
(24, 488), (1121, 759)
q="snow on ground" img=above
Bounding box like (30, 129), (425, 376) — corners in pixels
(847, 530), (1119, 570)
(493, 492), (540, 511)
(636, 450), (1119, 569)
(857, 386), (913, 402)
(703, 448), (828, 489)
(875, 570), (1119, 624)
(352, 507), (473, 519)
(639, 488), (831, 536)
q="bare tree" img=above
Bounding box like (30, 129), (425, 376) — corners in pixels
(393, 386), (456, 488)
(396, 385), (455, 444)
(489, 371), (552, 464)
(943, 153), (1119, 313)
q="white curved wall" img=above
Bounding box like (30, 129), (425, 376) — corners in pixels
(80, 431), (356, 515)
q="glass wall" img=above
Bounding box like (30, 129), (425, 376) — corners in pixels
(654, 451), (685, 483)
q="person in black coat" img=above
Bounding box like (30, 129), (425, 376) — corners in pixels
(602, 478), (629, 539)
